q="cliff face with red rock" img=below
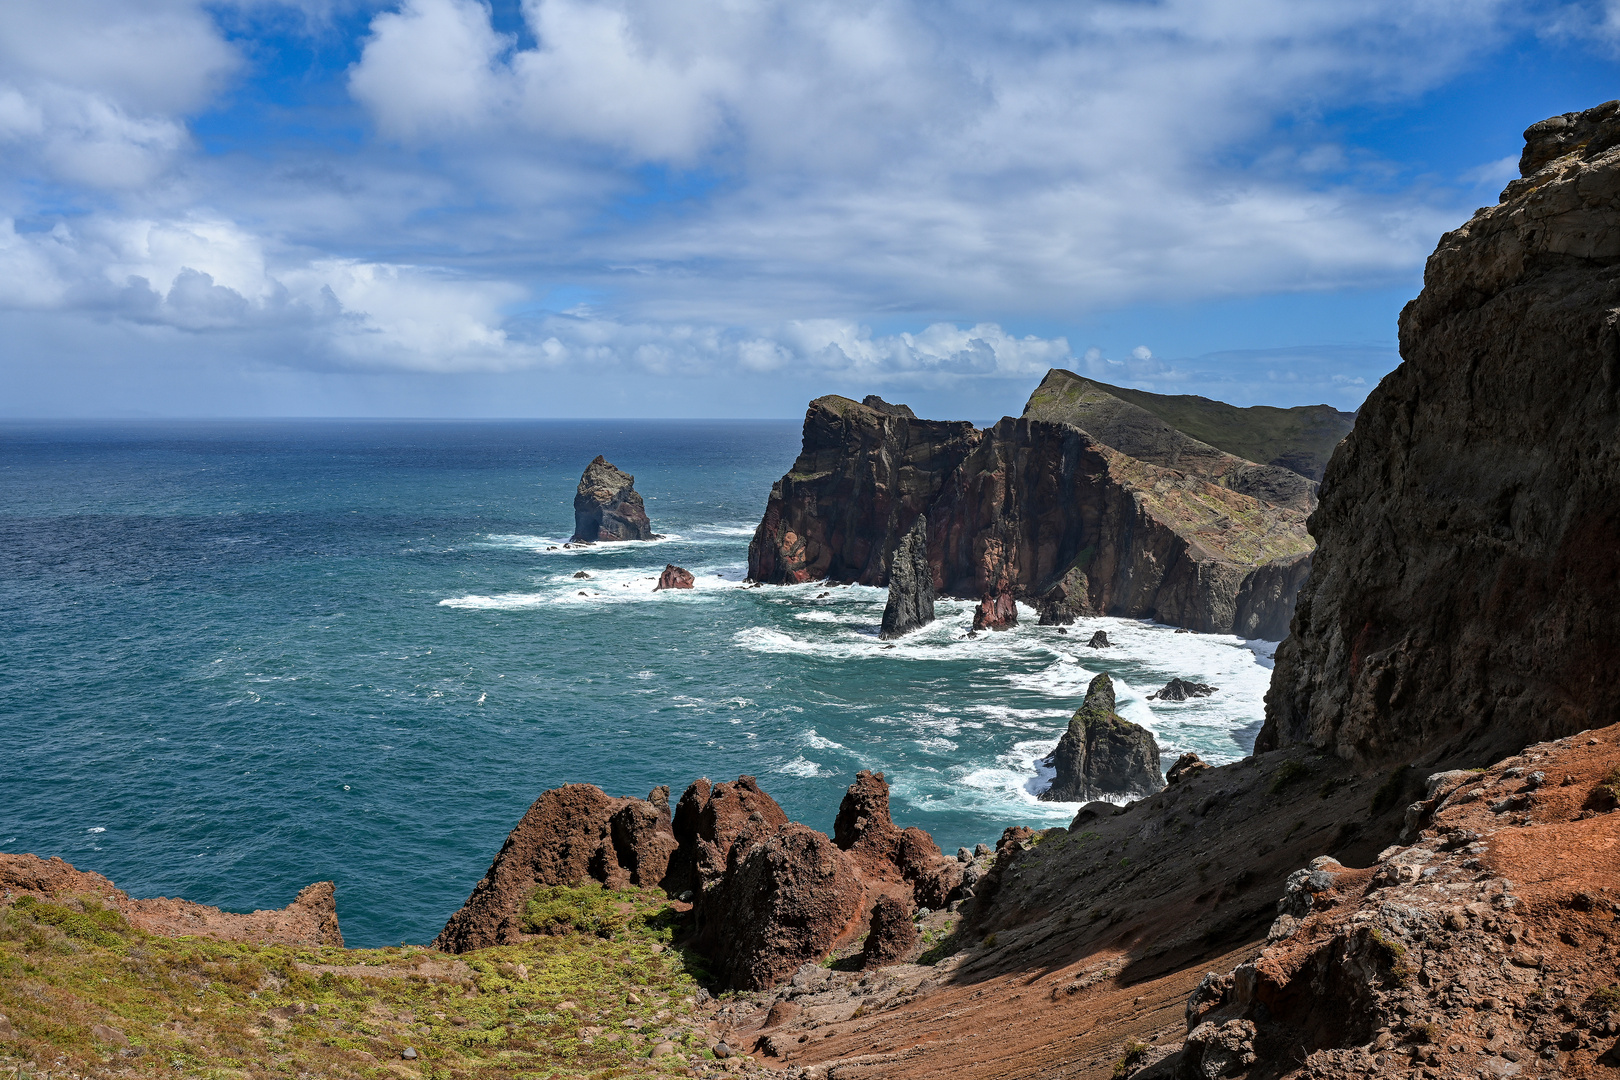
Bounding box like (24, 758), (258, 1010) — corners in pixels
(749, 393), (1313, 635)
(1261, 98), (1620, 768)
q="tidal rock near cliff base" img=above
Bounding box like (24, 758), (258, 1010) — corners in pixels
(1035, 566), (1090, 625)
(1260, 99), (1620, 766)
(432, 784), (677, 952)
(880, 516), (935, 638)
(692, 822), (867, 990)
(654, 564), (694, 591)
(1149, 678), (1217, 702)
(1040, 673), (1164, 802)
(860, 895), (919, 968)
(571, 456), (658, 543)
(1166, 752), (1213, 785)
(1086, 630), (1111, 648)
(972, 591), (1017, 631)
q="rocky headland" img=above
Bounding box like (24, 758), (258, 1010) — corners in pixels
(572, 455), (660, 542)
(747, 385), (1319, 636)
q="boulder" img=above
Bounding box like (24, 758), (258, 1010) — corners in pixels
(693, 822), (868, 990)
(1039, 673), (1164, 802)
(1148, 678), (1217, 701)
(571, 456), (658, 543)
(971, 590), (1018, 631)
(432, 784), (677, 952)
(879, 515), (935, 639)
(860, 895), (919, 968)
(1166, 752), (1212, 785)
(654, 564), (695, 591)
(1086, 630), (1112, 648)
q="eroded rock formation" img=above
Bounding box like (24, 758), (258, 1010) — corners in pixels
(654, 564), (694, 591)
(1039, 673), (1164, 802)
(1149, 678), (1217, 701)
(0, 853), (342, 947)
(571, 456), (658, 543)
(1262, 98), (1620, 768)
(749, 394), (1314, 635)
(435, 769), (964, 989)
(879, 515), (934, 639)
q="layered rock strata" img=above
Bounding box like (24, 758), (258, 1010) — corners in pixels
(1021, 368), (1320, 511)
(434, 770), (965, 990)
(1039, 673), (1164, 802)
(571, 455), (658, 542)
(879, 515), (935, 639)
(0, 853), (342, 947)
(750, 396), (1312, 635)
(1262, 99), (1620, 768)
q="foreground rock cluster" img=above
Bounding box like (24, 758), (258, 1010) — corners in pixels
(747, 380), (1318, 636)
(433, 770), (977, 991)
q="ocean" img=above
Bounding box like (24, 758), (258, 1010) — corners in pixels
(0, 420), (1278, 947)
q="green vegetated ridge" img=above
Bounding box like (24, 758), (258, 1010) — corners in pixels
(0, 886), (716, 1080)
(1025, 369), (1355, 481)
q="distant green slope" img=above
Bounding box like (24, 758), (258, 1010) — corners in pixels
(1032, 371), (1355, 481)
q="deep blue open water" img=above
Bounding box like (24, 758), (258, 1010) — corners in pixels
(1, 420), (1276, 947)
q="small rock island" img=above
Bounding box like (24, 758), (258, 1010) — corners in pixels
(570, 455), (660, 543)
(1039, 673), (1164, 802)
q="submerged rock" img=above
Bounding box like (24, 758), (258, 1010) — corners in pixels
(654, 564), (694, 591)
(1039, 673), (1164, 802)
(880, 515), (935, 639)
(571, 456), (659, 543)
(1148, 678), (1217, 701)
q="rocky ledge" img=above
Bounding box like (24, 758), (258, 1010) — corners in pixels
(0, 852), (342, 947)
(571, 455), (660, 542)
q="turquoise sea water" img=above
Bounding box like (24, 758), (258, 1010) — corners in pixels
(0, 420), (1277, 947)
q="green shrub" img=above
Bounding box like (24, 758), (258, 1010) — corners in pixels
(13, 896), (127, 950)
(1112, 1039), (1149, 1078)
(1269, 760), (1311, 796)
(519, 884), (631, 938)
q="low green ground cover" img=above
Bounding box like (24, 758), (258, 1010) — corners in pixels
(0, 886), (717, 1080)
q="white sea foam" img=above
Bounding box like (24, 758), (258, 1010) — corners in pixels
(86, 826), (105, 833)
(480, 532), (685, 553)
(802, 729), (845, 750)
(777, 755), (826, 778)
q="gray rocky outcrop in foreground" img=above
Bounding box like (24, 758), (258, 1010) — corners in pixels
(879, 516), (934, 639)
(571, 456), (659, 543)
(1039, 673), (1164, 802)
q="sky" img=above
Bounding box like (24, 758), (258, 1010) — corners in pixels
(0, 1), (1616, 420)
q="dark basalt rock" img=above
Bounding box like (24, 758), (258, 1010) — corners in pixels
(571, 456), (659, 543)
(748, 396), (1314, 636)
(861, 395), (917, 418)
(1232, 551), (1311, 641)
(654, 564), (694, 591)
(1260, 98), (1620, 767)
(1086, 630), (1112, 648)
(879, 515), (935, 639)
(1039, 673), (1164, 802)
(1149, 678), (1217, 702)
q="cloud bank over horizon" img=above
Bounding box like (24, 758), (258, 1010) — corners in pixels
(0, 0), (1615, 416)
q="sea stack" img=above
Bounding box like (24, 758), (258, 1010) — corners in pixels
(1039, 673), (1163, 802)
(879, 516), (934, 639)
(570, 456), (658, 543)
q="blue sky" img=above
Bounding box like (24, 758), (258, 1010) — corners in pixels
(0, 1), (1616, 420)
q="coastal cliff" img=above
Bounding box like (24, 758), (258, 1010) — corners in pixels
(749, 388), (1314, 635)
(1261, 98), (1620, 768)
